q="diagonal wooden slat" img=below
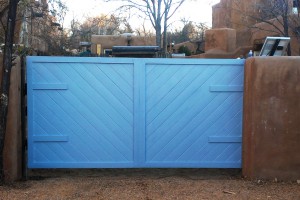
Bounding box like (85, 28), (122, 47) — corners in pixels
(145, 64), (244, 164)
(29, 60), (135, 166)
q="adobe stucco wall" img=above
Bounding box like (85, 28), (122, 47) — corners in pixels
(212, 0), (264, 30)
(205, 28), (236, 53)
(0, 55), (22, 182)
(243, 57), (300, 180)
(211, 0), (300, 56)
(196, 28), (251, 58)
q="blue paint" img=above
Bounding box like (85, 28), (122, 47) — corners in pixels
(33, 135), (69, 142)
(27, 57), (245, 168)
(208, 136), (242, 143)
(32, 83), (68, 90)
(209, 85), (243, 92)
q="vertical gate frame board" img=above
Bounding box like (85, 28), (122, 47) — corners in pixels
(133, 59), (146, 166)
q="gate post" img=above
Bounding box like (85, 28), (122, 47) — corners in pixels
(1, 55), (22, 182)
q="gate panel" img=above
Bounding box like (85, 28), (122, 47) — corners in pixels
(145, 62), (243, 168)
(28, 58), (135, 168)
(27, 57), (244, 168)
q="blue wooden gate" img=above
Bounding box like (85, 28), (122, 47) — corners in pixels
(27, 57), (244, 168)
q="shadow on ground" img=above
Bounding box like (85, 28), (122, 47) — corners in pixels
(28, 168), (242, 181)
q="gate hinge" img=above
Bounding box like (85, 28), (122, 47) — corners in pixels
(23, 83), (27, 96)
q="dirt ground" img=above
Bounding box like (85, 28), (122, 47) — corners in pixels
(0, 169), (299, 200)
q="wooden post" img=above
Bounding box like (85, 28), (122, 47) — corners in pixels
(0, 0), (18, 182)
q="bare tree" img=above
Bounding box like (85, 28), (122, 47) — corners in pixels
(33, 0), (67, 54)
(135, 20), (155, 37)
(1, 0), (69, 181)
(67, 17), (82, 50)
(231, 0), (300, 55)
(0, 0), (10, 44)
(104, 0), (187, 52)
(162, 0), (186, 52)
(15, 0), (68, 55)
(168, 20), (209, 43)
(80, 14), (131, 40)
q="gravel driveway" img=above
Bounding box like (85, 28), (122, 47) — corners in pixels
(1, 169), (299, 200)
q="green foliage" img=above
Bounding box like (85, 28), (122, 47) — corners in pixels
(178, 45), (191, 56)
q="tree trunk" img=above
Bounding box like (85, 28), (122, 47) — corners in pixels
(155, 0), (162, 49)
(155, 24), (162, 48)
(282, 15), (291, 56)
(0, 0), (18, 182)
(162, 12), (168, 54)
(281, 1), (291, 56)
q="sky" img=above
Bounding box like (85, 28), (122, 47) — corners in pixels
(62, 0), (220, 31)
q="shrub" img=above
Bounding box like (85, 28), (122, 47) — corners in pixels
(178, 45), (192, 56)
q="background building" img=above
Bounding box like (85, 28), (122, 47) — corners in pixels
(199, 0), (300, 58)
(91, 34), (156, 56)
